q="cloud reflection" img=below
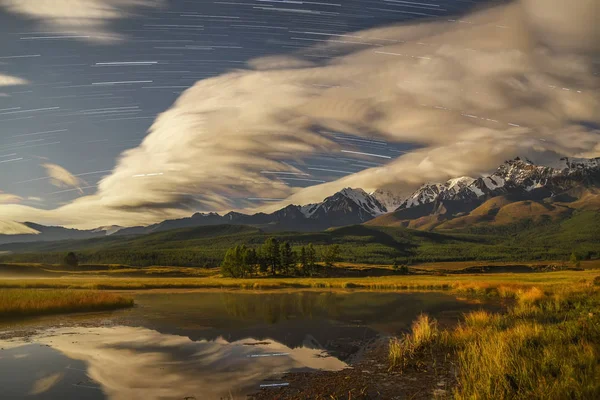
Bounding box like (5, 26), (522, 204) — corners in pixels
(4, 326), (347, 400)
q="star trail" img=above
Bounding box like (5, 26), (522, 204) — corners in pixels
(0, 0), (494, 210)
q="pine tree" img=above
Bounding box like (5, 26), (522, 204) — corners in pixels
(305, 243), (318, 276)
(263, 237), (281, 275)
(300, 246), (308, 275)
(280, 242), (296, 275)
(322, 244), (340, 267)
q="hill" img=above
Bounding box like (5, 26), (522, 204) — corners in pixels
(1, 208), (598, 267)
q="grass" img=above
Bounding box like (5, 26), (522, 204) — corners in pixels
(389, 314), (439, 371)
(388, 281), (600, 399)
(0, 289), (134, 319)
(1, 269), (597, 291)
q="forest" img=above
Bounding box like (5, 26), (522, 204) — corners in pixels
(0, 211), (598, 267)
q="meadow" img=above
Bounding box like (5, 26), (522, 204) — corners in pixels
(1, 268), (599, 292)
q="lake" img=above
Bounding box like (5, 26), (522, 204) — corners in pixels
(0, 290), (498, 399)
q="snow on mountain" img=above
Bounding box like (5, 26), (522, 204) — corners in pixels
(371, 189), (405, 212)
(446, 176), (476, 195)
(308, 188), (388, 219)
(92, 225), (124, 235)
(300, 203), (319, 218)
(396, 157), (600, 210)
(399, 183), (447, 209)
(338, 188), (388, 216)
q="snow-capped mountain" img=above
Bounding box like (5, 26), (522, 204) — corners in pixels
(92, 225), (124, 235)
(396, 157), (600, 211)
(2, 157), (598, 244)
(399, 183), (446, 209)
(111, 187), (388, 235)
(371, 188), (405, 212)
(302, 188), (387, 226)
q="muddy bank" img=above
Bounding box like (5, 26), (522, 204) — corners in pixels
(250, 335), (455, 400)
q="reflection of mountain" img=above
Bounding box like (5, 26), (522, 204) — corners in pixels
(0, 327), (347, 400)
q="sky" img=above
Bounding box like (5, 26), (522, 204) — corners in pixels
(0, 0), (599, 231)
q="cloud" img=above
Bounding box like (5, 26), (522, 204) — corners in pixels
(0, 0), (163, 42)
(0, 74), (28, 86)
(0, 192), (21, 204)
(0, 220), (39, 235)
(0, 0), (599, 230)
(42, 163), (85, 193)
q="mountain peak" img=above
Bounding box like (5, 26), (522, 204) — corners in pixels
(371, 188), (405, 212)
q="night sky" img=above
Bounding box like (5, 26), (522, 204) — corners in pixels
(0, 0), (495, 211)
(1, 0), (598, 230)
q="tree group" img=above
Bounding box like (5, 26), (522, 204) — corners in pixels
(220, 238), (339, 278)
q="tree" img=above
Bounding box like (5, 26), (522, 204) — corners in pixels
(221, 245), (254, 278)
(392, 260), (399, 272)
(300, 246), (308, 275)
(244, 248), (258, 277)
(280, 242), (296, 275)
(256, 248), (269, 274)
(305, 243), (318, 276)
(263, 237), (281, 275)
(64, 252), (78, 268)
(570, 251), (581, 268)
(221, 248), (238, 277)
(322, 244), (340, 267)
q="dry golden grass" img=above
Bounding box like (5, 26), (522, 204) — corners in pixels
(0, 269), (598, 292)
(389, 313), (439, 371)
(0, 289), (134, 319)
(389, 281), (600, 399)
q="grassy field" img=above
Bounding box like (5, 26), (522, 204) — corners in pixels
(389, 280), (600, 399)
(0, 269), (598, 292)
(0, 289), (134, 319)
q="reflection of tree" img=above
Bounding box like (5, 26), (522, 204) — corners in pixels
(220, 292), (346, 324)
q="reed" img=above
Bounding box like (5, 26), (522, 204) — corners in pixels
(0, 289), (134, 319)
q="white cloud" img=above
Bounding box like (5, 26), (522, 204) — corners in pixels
(0, 0), (163, 42)
(0, 192), (22, 204)
(0, 0), (599, 230)
(0, 220), (39, 235)
(0, 74), (28, 86)
(42, 163), (85, 192)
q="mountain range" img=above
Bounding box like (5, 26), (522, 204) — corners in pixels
(1, 157), (598, 245)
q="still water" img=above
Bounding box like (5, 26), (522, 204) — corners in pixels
(0, 291), (496, 399)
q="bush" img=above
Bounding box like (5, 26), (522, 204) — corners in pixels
(63, 252), (78, 268)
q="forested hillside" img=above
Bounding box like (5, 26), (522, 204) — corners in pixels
(1, 210), (598, 267)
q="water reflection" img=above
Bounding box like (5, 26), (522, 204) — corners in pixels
(0, 291), (499, 399)
(0, 326), (346, 400)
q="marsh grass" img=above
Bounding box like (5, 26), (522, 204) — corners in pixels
(0, 269), (597, 291)
(389, 283), (600, 399)
(0, 289), (134, 319)
(389, 314), (439, 371)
